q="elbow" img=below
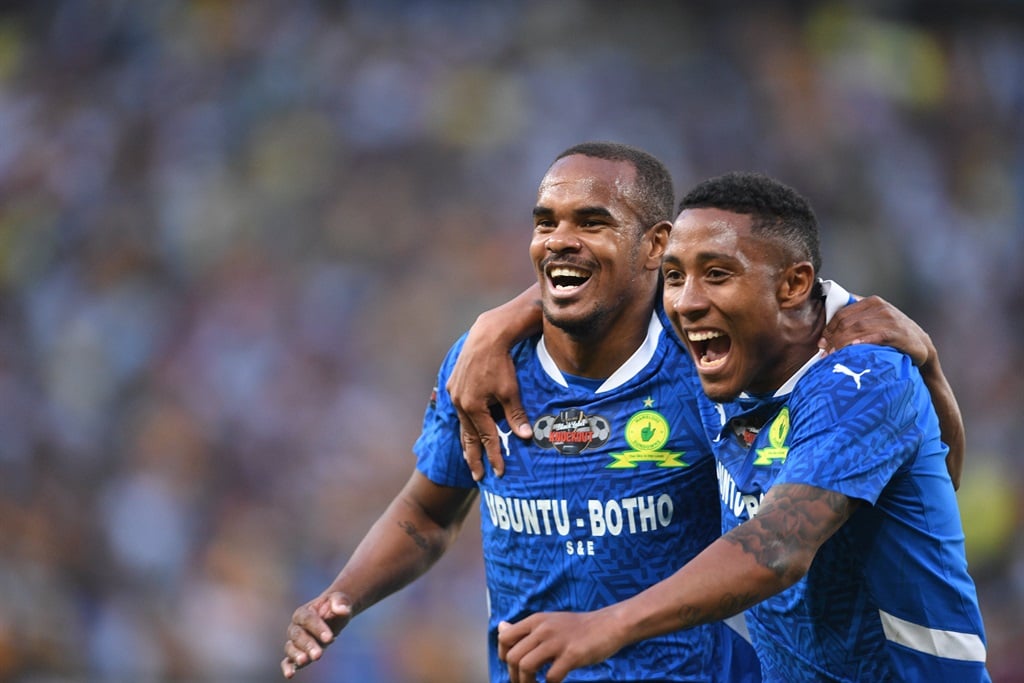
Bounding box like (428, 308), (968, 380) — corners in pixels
(767, 554), (812, 591)
(754, 543), (814, 595)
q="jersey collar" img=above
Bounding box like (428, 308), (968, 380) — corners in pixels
(537, 312), (663, 394)
(738, 279), (853, 401)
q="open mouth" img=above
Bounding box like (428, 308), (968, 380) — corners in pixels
(547, 265), (592, 291)
(687, 329), (731, 370)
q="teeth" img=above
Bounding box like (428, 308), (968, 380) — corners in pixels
(550, 266), (590, 278)
(687, 330), (724, 342)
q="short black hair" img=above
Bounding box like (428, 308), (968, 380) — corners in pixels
(554, 142), (675, 229)
(678, 171), (821, 273)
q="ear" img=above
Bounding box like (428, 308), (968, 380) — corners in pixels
(644, 220), (672, 271)
(777, 262), (815, 309)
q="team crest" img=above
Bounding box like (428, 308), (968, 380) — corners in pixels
(752, 407), (790, 465)
(607, 407), (686, 469)
(533, 408), (611, 455)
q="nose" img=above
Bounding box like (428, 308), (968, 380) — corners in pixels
(665, 277), (709, 322)
(544, 222), (582, 254)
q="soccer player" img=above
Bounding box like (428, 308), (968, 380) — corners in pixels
(493, 172), (990, 682)
(281, 143), (761, 681)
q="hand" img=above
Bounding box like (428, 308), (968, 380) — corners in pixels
(820, 295), (932, 366)
(497, 612), (623, 683)
(281, 592), (353, 678)
(446, 314), (533, 481)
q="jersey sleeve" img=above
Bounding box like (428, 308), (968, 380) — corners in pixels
(412, 333), (477, 489)
(775, 346), (934, 505)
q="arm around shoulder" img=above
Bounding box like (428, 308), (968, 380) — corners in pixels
(822, 295), (965, 489)
(918, 348), (965, 490)
(446, 284), (542, 478)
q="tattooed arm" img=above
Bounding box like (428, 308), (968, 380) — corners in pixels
(497, 483), (856, 683)
(282, 471), (477, 678)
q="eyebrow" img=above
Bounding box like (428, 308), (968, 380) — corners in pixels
(532, 206), (615, 219)
(662, 251), (735, 266)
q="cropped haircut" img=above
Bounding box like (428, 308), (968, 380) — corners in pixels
(554, 142), (675, 230)
(678, 171), (822, 273)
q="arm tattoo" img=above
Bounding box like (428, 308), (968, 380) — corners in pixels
(398, 520), (430, 551)
(726, 483), (855, 578)
(669, 485), (853, 629)
(675, 591), (761, 629)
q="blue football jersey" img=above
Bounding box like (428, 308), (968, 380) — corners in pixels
(416, 312), (760, 682)
(701, 339), (990, 682)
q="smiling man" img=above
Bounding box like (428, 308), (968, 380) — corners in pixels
(281, 144), (761, 682)
(495, 172), (990, 683)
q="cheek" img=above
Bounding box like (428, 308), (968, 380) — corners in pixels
(529, 239), (547, 265)
(662, 286), (682, 315)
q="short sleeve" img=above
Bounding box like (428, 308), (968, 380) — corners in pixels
(775, 347), (926, 505)
(412, 333), (478, 489)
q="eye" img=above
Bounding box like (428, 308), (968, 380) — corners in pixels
(663, 267), (684, 285)
(706, 267), (731, 282)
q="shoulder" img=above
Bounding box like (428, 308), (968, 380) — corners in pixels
(436, 332), (470, 378)
(805, 344), (914, 391)
(791, 345), (923, 430)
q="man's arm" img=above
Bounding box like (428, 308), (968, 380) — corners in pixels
(821, 295), (965, 488)
(446, 284), (541, 480)
(281, 471), (477, 678)
(497, 483), (857, 683)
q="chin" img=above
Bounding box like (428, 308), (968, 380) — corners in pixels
(543, 307), (602, 338)
(699, 381), (739, 404)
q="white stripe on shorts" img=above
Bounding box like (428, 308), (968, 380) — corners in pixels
(879, 609), (986, 662)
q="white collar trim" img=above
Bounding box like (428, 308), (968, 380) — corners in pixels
(537, 313), (663, 393)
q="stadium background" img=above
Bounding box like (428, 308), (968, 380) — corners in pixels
(0, 1), (1021, 681)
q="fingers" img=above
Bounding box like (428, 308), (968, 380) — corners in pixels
(457, 409), (489, 481)
(823, 297), (881, 352)
(499, 619), (548, 683)
(501, 396), (533, 440)
(484, 425), (506, 479)
(503, 626), (573, 683)
(282, 620), (326, 672)
(281, 637), (315, 678)
(457, 403), (520, 480)
(325, 593), (352, 620)
(823, 295), (930, 365)
(497, 620), (515, 661)
(281, 596), (351, 678)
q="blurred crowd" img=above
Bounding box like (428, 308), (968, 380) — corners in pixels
(0, 1), (1020, 681)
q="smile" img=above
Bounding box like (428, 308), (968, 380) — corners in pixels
(687, 329), (731, 369)
(547, 265), (592, 291)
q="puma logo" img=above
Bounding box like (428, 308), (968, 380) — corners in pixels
(832, 363), (870, 389)
(497, 425), (513, 458)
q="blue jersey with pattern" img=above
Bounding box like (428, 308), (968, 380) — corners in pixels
(415, 312), (761, 682)
(700, 342), (990, 682)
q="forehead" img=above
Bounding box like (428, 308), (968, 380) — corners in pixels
(537, 155), (638, 209)
(667, 207), (757, 258)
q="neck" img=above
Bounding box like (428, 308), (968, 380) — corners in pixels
(543, 304), (655, 379)
(756, 297), (828, 395)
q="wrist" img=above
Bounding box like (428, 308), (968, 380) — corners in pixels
(600, 600), (644, 649)
(474, 309), (518, 349)
(918, 340), (939, 371)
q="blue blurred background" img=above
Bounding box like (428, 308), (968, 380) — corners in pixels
(0, 1), (1021, 681)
